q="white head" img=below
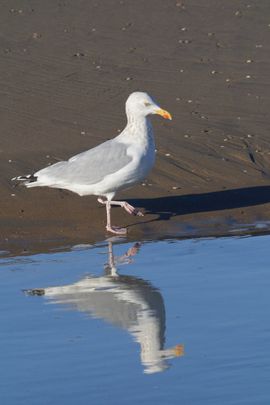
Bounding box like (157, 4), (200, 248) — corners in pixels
(125, 92), (172, 122)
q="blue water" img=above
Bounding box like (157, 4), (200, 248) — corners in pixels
(1, 235), (270, 404)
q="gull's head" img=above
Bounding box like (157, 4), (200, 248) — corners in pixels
(125, 92), (172, 121)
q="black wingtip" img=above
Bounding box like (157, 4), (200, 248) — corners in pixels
(12, 174), (37, 183)
(23, 288), (45, 296)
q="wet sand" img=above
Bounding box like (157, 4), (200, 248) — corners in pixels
(1, 0), (270, 254)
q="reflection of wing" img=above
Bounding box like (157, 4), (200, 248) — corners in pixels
(47, 275), (164, 330)
(44, 274), (182, 374)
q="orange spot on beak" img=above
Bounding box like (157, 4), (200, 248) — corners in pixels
(155, 108), (172, 120)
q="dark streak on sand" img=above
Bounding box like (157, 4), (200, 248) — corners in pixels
(1, 0), (270, 254)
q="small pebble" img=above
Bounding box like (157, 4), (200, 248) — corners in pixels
(8, 159), (12, 163)
(11, 194), (16, 197)
(81, 131), (86, 135)
(246, 75), (251, 79)
(176, 2), (185, 8)
(235, 10), (242, 16)
(246, 59), (253, 63)
(126, 77), (132, 81)
(184, 134), (189, 138)
(32, 32), (42, 39)
(165, 153), (171, 157)
(187, 99), (193, 103)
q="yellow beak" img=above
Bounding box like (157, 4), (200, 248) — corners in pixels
(155, 108), (172, 120)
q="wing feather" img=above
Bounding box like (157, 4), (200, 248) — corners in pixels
(36, 139), (132, 186)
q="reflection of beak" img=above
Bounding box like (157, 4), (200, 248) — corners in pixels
(173, 344), (184, 357)
(155, 108), (172, 120)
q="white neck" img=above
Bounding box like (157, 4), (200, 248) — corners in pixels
(117, 112), (154, 147)
(126, 110), (147, 125)
(125, 113), (153, 135)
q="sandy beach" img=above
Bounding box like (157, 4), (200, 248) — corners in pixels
(1, 0), (270, 254)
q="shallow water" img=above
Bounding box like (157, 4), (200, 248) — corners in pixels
(1, 235), (270, 404)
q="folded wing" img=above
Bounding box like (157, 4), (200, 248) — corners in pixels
(35, 139), (132, 187)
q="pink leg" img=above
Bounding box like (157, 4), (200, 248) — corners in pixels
(104, 200), (127, 235)
(98, 198), (144, 217)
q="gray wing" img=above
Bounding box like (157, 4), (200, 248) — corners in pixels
(36, 139), (132, 185)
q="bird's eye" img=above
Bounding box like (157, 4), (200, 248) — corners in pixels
(144, 102), (151, 107)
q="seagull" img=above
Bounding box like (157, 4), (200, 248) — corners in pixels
(12, 92), (172, 234)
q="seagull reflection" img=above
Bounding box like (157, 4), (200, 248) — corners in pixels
(27, 241), (184, 374)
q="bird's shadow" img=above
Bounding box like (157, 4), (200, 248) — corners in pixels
(127, 186), (270, 222)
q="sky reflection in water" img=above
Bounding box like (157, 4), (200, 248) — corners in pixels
(1, 235), (270, 405)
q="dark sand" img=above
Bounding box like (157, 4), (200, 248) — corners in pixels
(1, 0), (270, 254)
